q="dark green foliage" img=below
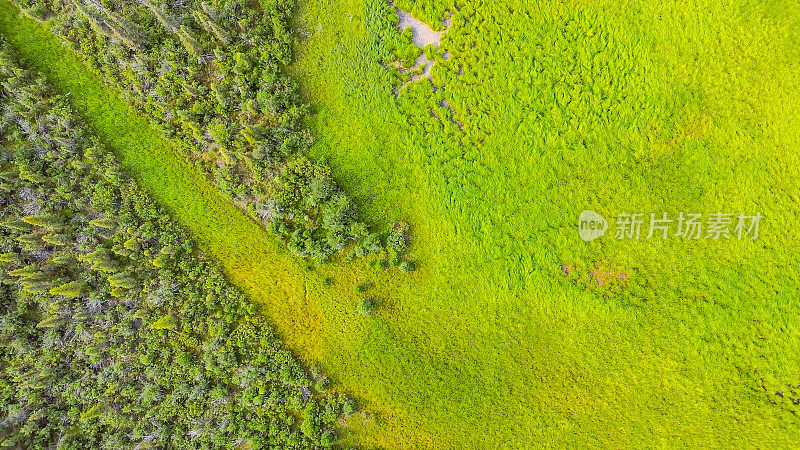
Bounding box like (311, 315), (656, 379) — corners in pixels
(385, 221), (414, 269)
(399, 260), (415, 273)
(0, 41), (353, 448)
(354, 282), (370, 294)
(356, 298), (377, 315)
(386, 222), (410, 254)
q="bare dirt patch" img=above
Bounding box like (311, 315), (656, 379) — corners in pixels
(390, 4), (451, 86)
(396, 8), (444, 49)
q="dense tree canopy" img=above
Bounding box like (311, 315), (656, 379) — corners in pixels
(0, 40), (354, 448)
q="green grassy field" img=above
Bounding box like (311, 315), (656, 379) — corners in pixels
(4, 0), (800, 447)
(291, 0), (800, 446)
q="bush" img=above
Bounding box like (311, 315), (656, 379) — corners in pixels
(315, 376), (331, 392)
(386, 222), (410, 254)
(320, 430), (336, 447)
(356, 297), (376, 315)
(341, 397), (357, 416)
(399, 260), (415, 272)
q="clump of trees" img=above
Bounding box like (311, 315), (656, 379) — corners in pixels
(11, 0), (414, 266)
(0, 40), (354, 448)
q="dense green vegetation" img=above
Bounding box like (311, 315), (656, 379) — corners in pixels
(0, 40), (354, 447)
(10, 0), (412, 264)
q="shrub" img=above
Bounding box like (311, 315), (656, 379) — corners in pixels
(320, 430), (336, 447)
(356, 297), (376, 315)
(399, 260), (415, 272)
(315, 376), (331, 392)
(386, 221), (410, 254)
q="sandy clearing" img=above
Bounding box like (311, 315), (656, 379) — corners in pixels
(391, 6), (451, 85)
(396, 8), (443, 49)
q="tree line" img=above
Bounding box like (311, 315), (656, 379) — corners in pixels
(0, 39), (355, 448)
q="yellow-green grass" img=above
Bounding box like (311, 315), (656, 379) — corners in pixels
(290, 0), (800, 447)
(5, 0), (800, 447)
